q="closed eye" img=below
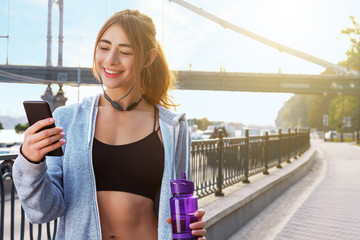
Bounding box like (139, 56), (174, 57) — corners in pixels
(120, 51), (132, 55)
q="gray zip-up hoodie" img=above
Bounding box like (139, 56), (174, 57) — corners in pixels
(13, 94), (191, 240)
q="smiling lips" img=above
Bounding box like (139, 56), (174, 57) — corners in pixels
(103, 68), (122, 78)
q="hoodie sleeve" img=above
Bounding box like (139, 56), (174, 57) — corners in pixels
(12, 109), (66, 224)
(174, 117), (192, 180)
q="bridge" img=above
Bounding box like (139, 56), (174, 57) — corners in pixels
(1, 0), (360, 101)
(1, 64), (360, 95)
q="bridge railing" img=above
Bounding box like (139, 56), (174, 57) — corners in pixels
(0, 154), (58, 240)
(0, 128), (310, 238)
(191, 128), (310, 198)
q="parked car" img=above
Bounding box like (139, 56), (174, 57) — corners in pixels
(324, 131), (338, 141)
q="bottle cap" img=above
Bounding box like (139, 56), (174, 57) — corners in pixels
(170, 172), (194, 194)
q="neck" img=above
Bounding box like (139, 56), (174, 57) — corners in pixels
(98, 75), (143, 111)
(104, 87), (142, 108)
(103, 85), (143, 112)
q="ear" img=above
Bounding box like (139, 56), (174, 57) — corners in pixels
(144, 48), (157, 68)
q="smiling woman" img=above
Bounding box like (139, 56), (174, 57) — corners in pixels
(12, 9), (207, 240)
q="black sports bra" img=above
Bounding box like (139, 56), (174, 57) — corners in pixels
(92, 107), (164, 201)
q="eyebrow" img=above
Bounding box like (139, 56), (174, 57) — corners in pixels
(99, 39), (132, 48)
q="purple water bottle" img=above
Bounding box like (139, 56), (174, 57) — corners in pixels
(170, 172), (198, 240)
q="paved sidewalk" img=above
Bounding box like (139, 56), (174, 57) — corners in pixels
(275, 142), (360, 240)
(230, 141), (360, 240)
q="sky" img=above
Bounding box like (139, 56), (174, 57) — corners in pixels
(0, 0), (359, 126)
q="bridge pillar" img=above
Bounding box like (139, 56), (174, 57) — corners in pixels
(53, 84), (67, 111)
(41, 84), (54, 110)
(41, 84), (67, 112)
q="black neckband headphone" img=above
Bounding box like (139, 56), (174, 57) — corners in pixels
(99, 75), (143, 111)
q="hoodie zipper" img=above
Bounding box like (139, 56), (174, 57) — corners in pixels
(87, 96), (102, 240)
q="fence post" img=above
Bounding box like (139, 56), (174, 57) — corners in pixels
(215, 129), (224, 196)
(243, 129), (250, 183)
(287, 128), (291, 163)
(294, 128), (298, 159)
(299, 129), (303, 155)
(299, 129), (305, 156)
(263, 131), (269, 175)
(297, 129), (301, 155)
(277, 129), (282, 168)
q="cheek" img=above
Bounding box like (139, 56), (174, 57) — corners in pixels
(122, 57), (134, 67)
(94, 55), (105, 75)
(95, 50), (108, 63)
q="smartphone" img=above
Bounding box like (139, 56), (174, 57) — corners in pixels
(23, 100), (64, 156)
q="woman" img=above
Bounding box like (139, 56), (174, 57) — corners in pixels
(13, 9), (206, 240)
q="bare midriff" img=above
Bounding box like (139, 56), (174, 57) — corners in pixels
(97, 191), (158, 240)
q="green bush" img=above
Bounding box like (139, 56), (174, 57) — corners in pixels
(15, 123), (29, 133)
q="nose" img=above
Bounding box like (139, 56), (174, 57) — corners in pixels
(105, 49), (121, 66)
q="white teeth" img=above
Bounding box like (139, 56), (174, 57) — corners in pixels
(104, 68), (121, 74)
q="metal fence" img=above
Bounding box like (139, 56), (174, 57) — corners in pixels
(191, 128), (310, 198)
(0, 128), (310, 239)
(0, 154), (58, 240)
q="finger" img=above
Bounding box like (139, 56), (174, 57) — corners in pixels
(189, 220), (206, 230)
(166, 218), (172, 225)
(198, 237), (207, 240)
(194, 209), (205, 221)
(33, 127), (64, 143)
(191, 229), (206, 237)
(34, 131), (65, 150)
(26, 118), (56, 135)
(38, 139), (66, 156)
(30, 128), (62, 150)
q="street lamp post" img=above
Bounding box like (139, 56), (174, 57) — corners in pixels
(341, 95), (344, 142)
(0, 0), (11, 64)
(355, 80), (360, 143)
(357, 95), (359, 143)
(350, 81), (359, 143)
(331, 82), (346, 142)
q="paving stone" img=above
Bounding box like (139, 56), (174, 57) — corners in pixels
(275, 142), (360, 240)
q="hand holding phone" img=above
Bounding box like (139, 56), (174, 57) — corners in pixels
(22, 101), (65, 162)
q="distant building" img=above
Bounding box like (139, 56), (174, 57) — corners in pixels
(235, 128), (261, 137)
(235, 127), (278, 137)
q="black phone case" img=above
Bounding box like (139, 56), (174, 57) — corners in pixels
(23, 101), (64, 156)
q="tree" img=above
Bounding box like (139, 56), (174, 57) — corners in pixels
(275, 95), (311, 129)
(307, 95), (335, 130)
(15, 123), (29, 133)
(189, 118), (212, 131)
(339, 16), (360, 71)
(0, 122), (3, 130)
(337, 16), (360, 140)
(275, 16), (360, 132)
(328, 96), (357, 131)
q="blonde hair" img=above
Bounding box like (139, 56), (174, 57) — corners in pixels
(92, 9), (176, 109)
